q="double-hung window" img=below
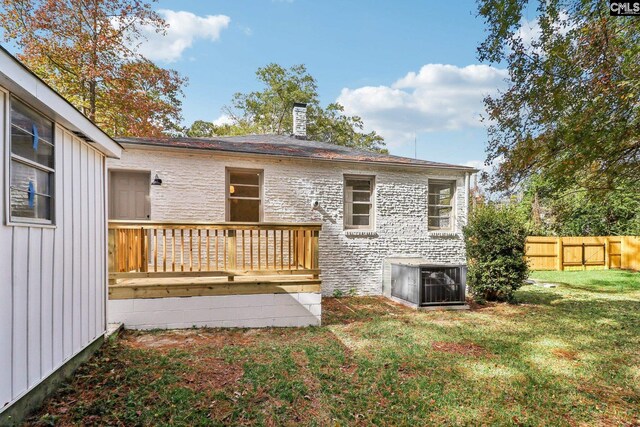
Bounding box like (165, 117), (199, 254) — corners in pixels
(9, 97), (55, 224)
(226, 168), (263, 222)
(344, 175), (374, 230)
(428, 180), (455, 231)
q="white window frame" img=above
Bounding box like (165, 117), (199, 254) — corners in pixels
(6, 94), (56, 226)
(225, 167), (264, 222)
(343, 174), (375, 231)
(428, 179), (457, 232)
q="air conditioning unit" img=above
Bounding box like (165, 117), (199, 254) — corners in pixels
(383, 258), (468, 309)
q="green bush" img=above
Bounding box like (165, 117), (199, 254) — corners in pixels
(463, 203), (529, 302)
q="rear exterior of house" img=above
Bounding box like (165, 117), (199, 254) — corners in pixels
(0, 48), (121, 423)
(106, 133), (476, 329)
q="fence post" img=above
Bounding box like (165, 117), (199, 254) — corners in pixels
(556, 237), (564, 271)
(621, 236), (628, 270)
(604, 237), (610, 270)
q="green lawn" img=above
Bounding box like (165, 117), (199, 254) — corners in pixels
(31, 272), (640, 426)
(530, 269), (640, 293)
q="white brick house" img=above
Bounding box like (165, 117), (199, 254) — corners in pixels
(107, 134), (476, 298)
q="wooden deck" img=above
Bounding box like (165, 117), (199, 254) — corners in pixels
(108, 221), (322, 299)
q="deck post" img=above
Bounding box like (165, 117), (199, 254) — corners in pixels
(312, 230), (319, 278)
(227, 230), (237, 275)
(556, 237), (564, 271)
(141, 228), (148, 272)
(108, 228), (116, 281)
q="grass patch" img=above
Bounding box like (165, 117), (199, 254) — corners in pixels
(530, 269), (640, 293)
(29, 278), (640, 426)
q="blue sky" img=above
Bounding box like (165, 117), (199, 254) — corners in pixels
(140, 0), (520, 169)
(6, 0), (535, 168)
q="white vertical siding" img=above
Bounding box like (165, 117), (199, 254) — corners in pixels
(0, 89), (12, 408)
(62, 130), (74, 360)
(0, 95), (108, 412)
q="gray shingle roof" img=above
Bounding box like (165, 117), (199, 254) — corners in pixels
(115, 134), (477, 171)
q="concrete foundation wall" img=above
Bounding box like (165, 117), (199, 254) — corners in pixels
(109, 293), (322, 329)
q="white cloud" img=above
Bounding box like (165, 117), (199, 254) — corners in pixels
(212, 114), (234, 126)
(517, 17), (542, 48)
(516, 12), (572, 54)
(137, 10), (230, 62)
(337, 64), (508, 147)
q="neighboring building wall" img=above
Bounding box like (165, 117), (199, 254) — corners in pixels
(0, 89), (108, 411)
(109, 293), (322, 329)
(108, 147), (469, 296)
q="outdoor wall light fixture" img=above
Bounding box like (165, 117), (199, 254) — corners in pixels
(151, 174), (163, 185)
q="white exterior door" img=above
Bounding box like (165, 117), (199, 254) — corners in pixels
(110, 171), (150, 220)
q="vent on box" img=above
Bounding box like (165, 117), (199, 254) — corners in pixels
(386, 260), (466, 307)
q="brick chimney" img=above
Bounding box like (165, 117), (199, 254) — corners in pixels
(292, 102), (307, 139)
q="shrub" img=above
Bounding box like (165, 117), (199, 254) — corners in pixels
(463, 203), (529, 302)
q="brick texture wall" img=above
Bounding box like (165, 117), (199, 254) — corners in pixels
(108, 147), (470, 296)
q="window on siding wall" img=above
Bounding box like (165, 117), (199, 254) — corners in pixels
(344, 176), (374, 229)
(227, 169), (262, 222)
(9, 97), (55, 223)
(428, 180), (455, 231)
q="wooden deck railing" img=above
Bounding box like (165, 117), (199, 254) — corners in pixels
(108, 221), (322, 281)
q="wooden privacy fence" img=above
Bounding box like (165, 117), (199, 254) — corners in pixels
(525, 236), (640, 271)
(108, 221), (322, 280)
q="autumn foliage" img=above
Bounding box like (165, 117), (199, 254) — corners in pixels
(0, 0), (186, 137)
(477, 0), (640, 195)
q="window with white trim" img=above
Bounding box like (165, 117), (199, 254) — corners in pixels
(344, 176), (374, 229)
(226, 168), (263, 222)
(9, 97), (55, 223)
(428, 180), (455, 231)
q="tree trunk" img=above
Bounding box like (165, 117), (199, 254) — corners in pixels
(88, 80), (96, 122)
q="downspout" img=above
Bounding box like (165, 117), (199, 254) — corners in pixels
(464, 172), (470, 226)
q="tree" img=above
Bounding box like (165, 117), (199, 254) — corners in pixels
(0, 0), (186, 136)
(463, 203), (529, 302)
(183, 120), (256, 138)
(191, 63), (386, 152)
(477, 0), (640, 195)
(518, 175), (640, 236)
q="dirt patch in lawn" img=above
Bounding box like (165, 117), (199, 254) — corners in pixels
(552, 348), (579, 361)
(182, 356), (244, 392)
(432, 341), (489, 357)
(122, 329), (257, 351)
(323, 296), (410, 325)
